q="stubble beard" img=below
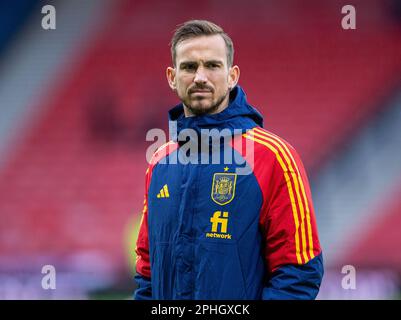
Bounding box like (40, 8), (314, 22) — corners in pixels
(183, 89), (229, 116)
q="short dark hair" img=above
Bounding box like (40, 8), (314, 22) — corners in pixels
(170, 20), (234, 67)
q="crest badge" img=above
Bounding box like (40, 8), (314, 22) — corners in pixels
(211, 173), (237, 206)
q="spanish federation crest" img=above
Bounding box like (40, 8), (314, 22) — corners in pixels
(211, 173), (237, 205)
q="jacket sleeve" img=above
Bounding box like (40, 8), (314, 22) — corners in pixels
(134, 273), (152, 300)
(260, 143), (324, 300)
(262, 253), (324, 299)
(134, 167), (152, 300)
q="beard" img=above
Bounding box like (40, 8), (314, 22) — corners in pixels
(181, 88), (229, 116)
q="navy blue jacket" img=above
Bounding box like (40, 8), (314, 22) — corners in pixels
(134, 86), (323, 299)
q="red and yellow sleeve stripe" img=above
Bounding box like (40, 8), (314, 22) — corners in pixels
(244, 127), (317, 265)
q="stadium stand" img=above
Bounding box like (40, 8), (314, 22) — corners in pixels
(344, 181), (401, 269)
(0, 0), (401, 298)
(314, 86), (401, 265)
(0, 0), (38, 55)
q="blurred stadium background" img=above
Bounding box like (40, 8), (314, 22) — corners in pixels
(0, 0), (401, 299)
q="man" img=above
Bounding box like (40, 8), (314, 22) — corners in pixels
(134, 20), (323, 300)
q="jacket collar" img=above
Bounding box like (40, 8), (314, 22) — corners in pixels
(168, 85), (263, 141)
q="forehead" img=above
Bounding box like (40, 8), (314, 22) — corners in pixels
(175, 34), (227, 64)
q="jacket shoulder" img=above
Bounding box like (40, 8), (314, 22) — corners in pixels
(149, 141), (179, 166)
(242, 127), (298, 161)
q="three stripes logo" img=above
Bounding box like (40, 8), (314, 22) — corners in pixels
(157, 184), (170, 198)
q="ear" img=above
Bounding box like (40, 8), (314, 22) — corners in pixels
(228, 65), (240, 90)
(166, 67), (177, 91)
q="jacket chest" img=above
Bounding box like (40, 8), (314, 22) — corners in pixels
(147, 161), (263, 243)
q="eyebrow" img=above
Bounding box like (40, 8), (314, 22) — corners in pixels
(204, 60), (224, 65)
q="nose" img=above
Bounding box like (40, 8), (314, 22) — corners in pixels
(194, 67), (208, 84)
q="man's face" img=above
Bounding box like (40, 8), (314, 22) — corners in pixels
(167, 35), (239, 116)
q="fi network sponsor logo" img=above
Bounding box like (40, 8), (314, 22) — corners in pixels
(206, 211), (232, 240)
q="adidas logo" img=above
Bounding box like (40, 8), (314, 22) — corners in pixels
(157, 184), (170, 198)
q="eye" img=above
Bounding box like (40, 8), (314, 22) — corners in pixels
(181, 63), (197, 71)
(206, 63), (219, 69)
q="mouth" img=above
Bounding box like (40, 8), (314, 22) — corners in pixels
(190, 89), (212, 95)
(189, 86), (213, 94)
